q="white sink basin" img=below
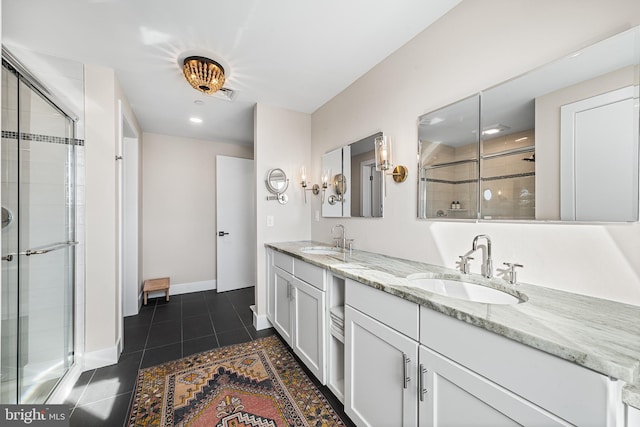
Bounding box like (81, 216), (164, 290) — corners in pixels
(301, 246), (344, 255)
(406, 275), (522, 305)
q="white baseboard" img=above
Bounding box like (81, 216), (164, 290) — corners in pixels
(84, 345), (119, 370)
(252, 305), (272, 330)
(145, 279), (216, 300)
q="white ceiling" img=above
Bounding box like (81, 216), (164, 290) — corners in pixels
(3, 0), (461, 145)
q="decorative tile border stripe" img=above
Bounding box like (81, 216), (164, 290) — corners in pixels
(481, 172), (535, 182)
(422, 178), (477, 185)
(422, 172), (534, 185)
(2, 130), (84, 146)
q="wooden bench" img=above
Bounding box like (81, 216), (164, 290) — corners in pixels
(143, 277), (170, 305)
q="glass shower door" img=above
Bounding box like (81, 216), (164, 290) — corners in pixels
(1, 60), (76, 404)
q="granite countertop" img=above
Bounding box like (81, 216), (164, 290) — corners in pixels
(265, 240), (640, 410)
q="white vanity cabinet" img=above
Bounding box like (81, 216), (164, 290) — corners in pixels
(420, 308), (620, 427)
(343, 277), (623, 427)
(345, 279), (420, 426)
(419, 345), (569, 426)
(267, 249), (327, 383)
(628, 405), (640, 426)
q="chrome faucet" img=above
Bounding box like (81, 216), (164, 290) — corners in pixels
(331, 224), (346, 249)
(472, 234), (493, 278)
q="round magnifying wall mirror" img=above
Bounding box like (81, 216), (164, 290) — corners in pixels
(265, 168), (289, 194)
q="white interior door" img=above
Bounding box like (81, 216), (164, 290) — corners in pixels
(560, 86), (639, 221)
(216, 156), (255, 292)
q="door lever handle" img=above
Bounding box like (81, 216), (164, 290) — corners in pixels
(218, 231), (229, 237)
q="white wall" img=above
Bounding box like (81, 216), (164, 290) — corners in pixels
(254, 104), (311, 325)
(84, 65), (141, 367)
(84, 64), (118, 363)
(310, 0), (640, 306)
(142, 132), (252, 292)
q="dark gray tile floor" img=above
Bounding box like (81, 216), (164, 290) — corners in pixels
(65, 287), (276, 426)
(65, 287), (353, 426)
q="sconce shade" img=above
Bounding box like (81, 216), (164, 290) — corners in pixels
(183, 56), (226, 94)
(375, 135), (392, 171)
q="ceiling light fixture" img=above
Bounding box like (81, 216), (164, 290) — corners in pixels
(482, 124), (511, 135)
(189, 117), (203, 124)
(183, 56), (225, 94)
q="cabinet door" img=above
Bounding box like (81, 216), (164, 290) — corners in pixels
(292, 277), (326, 383)
(345, 305), (418, 427)
(419, 345), (570, 426)
(272, 267), (293, 345)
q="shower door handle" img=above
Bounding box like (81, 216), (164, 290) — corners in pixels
(22, 241), (78, 256)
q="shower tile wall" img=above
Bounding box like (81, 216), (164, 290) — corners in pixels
(1, 58), (84, 402)
(423, 129), (535, 219)
(424, 142), (477, 218)
(481, 130), (535, 219)
(1, 66), (20, 402)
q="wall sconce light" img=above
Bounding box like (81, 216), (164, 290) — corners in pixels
(300, 166), (320, 204)
(321, 168), (331, 203)
(374, 135), (409, 183)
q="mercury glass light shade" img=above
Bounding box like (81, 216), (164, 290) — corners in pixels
(183, 56), (226, 94)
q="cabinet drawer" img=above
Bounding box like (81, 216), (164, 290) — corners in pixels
(294, 258), (325, 291)
(420, 307), (611, 426)
(273, 251), (293, 274)
(346, 279), (418, 340)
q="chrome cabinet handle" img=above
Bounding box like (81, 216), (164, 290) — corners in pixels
(419, 364), (427, 401)
(403, 353), (411, 389)
(2, 254), (13, 262)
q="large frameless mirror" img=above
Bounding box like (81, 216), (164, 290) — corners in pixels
(418, 25), (640, 222)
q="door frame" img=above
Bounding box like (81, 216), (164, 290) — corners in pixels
(117, 100), (140, 351)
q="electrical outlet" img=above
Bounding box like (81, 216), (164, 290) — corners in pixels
(266, 215), (274, 227)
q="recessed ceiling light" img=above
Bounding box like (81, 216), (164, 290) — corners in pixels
(482, 124), (510, 135)
(194, 100), (205, 106)
(189, 117), (203, 124)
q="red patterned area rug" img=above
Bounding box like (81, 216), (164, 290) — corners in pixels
(127, 335), (346, 426)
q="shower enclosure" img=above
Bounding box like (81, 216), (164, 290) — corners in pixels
(1, 57), (77, 403)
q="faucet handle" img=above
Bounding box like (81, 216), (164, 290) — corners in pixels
(333, 237), (342, 248)
(503, 262), (524, 284)
(458, 255), (474, 274)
